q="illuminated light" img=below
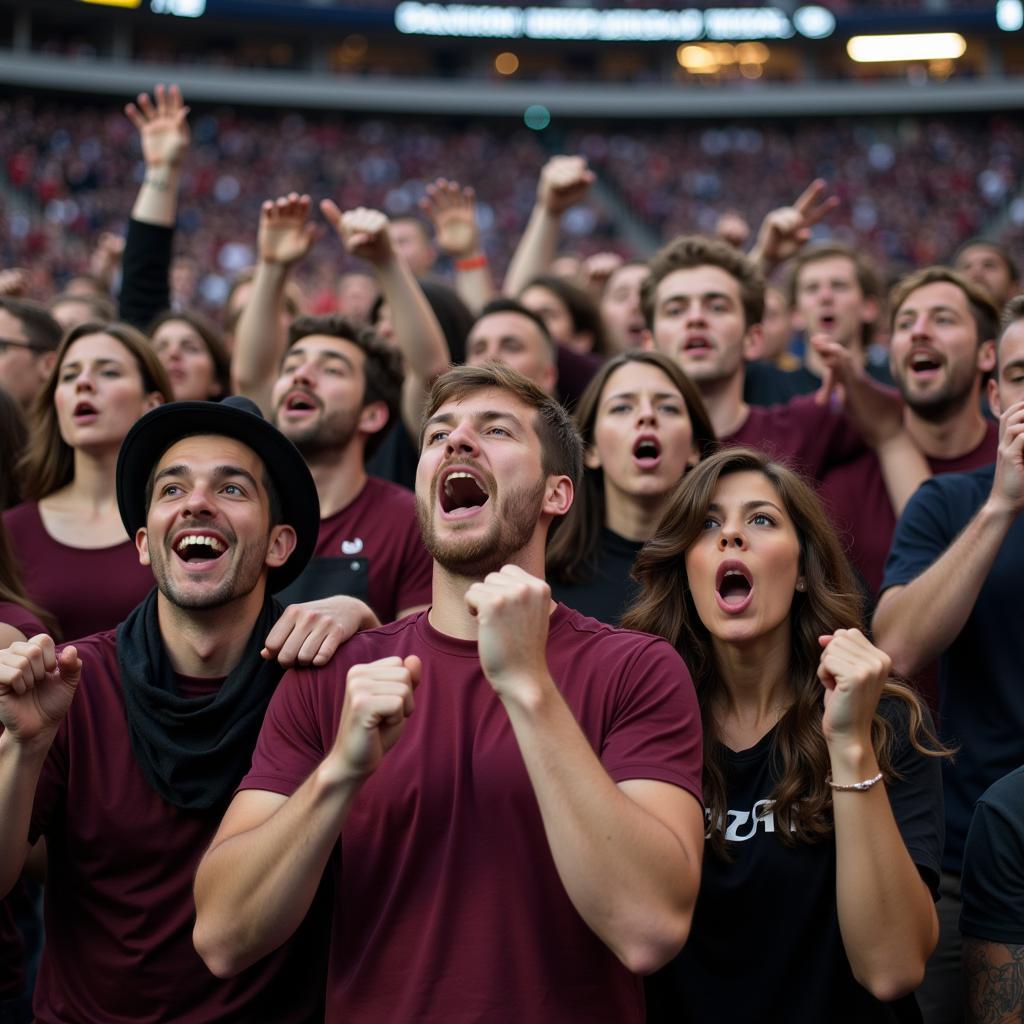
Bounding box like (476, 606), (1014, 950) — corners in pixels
(736, 42), (770, 64)
(678, 45), (719, 70)
(494, 51), (519, 75)
(79, 0), (140, 6)
(793, 5), (835, 40)
(740, 63), (764, 79)
(150, 0), (205, 14)
(712, 43), (737, 64)
(846, 33), (966, 62)
(929, 58), (953, 79)
(996, 0), (1024, 31)
(523, 105), (551, 130)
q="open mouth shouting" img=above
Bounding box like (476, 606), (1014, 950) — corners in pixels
(682, 335), (714, 357)
(72, 400), (99, 424)
(632, 434), (662, 470)
(907, 348), (944, 381)
(172, 530), (229, 572)
(278, 389), (321, 420)
(438, 465), (491, 520)
(715, 559), (754, 614)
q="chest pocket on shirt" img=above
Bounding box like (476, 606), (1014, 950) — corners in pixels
(274, 555), (371, 606)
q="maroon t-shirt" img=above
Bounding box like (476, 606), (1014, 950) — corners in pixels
(242, 605), (703, 1024)
(819, 421), (998, 593)
(3, 503), (154, 641)
(276, 476), (432, 620)
(0, 601), (46, 999)
(723, 394), (867, 481)
(28, 630), (326, 1024)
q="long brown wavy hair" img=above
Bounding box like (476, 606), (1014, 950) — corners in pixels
(18, 322), (173, 502)
(621, 447), (946, 859)
(547, 351), (715, 587)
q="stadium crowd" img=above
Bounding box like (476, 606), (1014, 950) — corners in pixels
(0, 82), (1022, 1024)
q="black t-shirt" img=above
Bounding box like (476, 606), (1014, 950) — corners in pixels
(366, 422), (420, 493)
(550, 528), (643, 626)
(882, 464), (1024, 874)
(960, 765), (1024, 944)
(744, 359), (895, 408)
(645, 699), (943, 1024)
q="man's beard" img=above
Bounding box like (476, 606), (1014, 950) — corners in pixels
(901, 366), (976, 423)
(416, 477), (547, 579)
(275, 402), (359, 458)
(149, 532), (268, 609)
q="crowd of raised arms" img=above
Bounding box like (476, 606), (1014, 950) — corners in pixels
(0, 84), (1021, 1024)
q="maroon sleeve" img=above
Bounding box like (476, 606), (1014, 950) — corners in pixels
(759, 395), (869, 480)
(600, 637), (703, 805)
(0, 602), (45, 639)
(238, 668), (334, 798)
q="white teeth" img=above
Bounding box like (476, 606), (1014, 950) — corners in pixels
(175, 535), (226, 554)
(443, 471), (478, 496)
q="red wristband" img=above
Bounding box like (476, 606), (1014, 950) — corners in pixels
(455, 254), (489, 271)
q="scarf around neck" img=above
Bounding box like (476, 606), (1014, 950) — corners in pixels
(117, 588), (285, 811)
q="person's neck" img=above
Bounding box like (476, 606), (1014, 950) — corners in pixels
(700, 370), (749, 439)
(156, 586), (268, 678)
(305, 442), (367, 518)
(803, 335), (865, 379)
(603, 485), (671, 543)
(427, 539), (551, 641)
(905, 392), (988, 460)
(710, 624), (793, 745)
(63, 448), (120, 510)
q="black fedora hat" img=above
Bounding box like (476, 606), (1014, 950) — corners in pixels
(116, 396), (320, 592)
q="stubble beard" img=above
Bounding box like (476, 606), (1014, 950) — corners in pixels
(149, 532), (268, 609)
(416, 477), (547, 579)
(275, 402), (359, 458)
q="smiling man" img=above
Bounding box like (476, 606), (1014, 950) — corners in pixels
(193, 363), (705, 1023)
(0, 396), (369, 1023)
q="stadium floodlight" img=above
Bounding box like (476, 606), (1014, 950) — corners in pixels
(78, 0), (141, 7)
(793, 6), (836, 40)
(996, 0), (1024, 32)
(846, 33), (967, 62)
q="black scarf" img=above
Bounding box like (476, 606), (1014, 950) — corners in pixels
(117, 589), (285, 811)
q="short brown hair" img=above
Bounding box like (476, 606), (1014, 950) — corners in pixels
(641, 235), (765, 330)
(0, 297), (63, 353)
(420, 362), (582, 486)
(889, 267), (1000, 345)
(997, 294), (1024, 370)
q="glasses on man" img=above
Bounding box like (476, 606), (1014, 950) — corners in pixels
(0, 338), (47, 356)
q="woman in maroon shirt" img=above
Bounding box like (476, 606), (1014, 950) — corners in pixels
(4, 322), (172, 640)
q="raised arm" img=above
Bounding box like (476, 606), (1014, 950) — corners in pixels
(873, 400), (1024, 677)
(819, 629), (939, 1000)
(321, 202), (450, 438)
(503, 155), (595, 297)
(119, 84), (191, 329)
(0, 636), (80, 897)
(230, 193), (317, 415)
(421, 177), (494, 314)
(813, 334), (930, 514)
(465, 565), (702, 974)
(193, 655), (419, 977)
(748, 179), (839, 276)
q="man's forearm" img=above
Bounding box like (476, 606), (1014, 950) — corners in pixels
(964, 938), (1024, 1024)
(0, 732), (50, 897)
(873, 500), (1014, 676)
(500, 679), (700, 974)
(193, 762), (363, 977)
(230, 261), (290, 416)
(873, 433), (931, 516)
(503, 205), (559, 297)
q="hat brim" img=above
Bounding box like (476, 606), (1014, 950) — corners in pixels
(117, 400), (320, 593)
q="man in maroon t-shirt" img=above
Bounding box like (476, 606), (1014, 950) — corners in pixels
(640, 234), (927, 495)
(0, 397), (374, 1024)
(819, 267), (1001, 593)
(193, 364), (704, 1024)
(270, 313), (432, 620)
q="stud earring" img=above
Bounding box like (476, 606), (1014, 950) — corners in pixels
(795, 580), (806, 592)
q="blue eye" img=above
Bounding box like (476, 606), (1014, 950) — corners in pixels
(752, 513), (774, 526)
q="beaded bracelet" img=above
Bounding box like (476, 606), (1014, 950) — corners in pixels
(826, 771), (884, 792)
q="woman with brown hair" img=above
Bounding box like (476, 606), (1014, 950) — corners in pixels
(622, 447), (945, 1024)
(149, 309), (231, 402)
(547, 351), (714, 624)
(3, 322), (171, 640)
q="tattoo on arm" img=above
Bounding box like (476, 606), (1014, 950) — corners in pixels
(964, 938), (1024, 1024)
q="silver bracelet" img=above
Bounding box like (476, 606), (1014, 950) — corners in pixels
(826, 771), (884, 792)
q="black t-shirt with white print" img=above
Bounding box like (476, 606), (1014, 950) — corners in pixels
(645, 699), (944, 1024)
